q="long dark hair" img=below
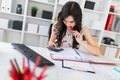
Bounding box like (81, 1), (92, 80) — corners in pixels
(55, 1), (82, 49)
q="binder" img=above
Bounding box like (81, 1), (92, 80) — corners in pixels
(105, 14), (114, 31)
(49, 48), (117, 65)
(38, 25), (49, 36)
(0, 30), (4, 41)
(0, 0), (6, 12)
(110, 16), (119, 31)
(0, 0), (12, 12)
(27, 23), (38, 33)
(84, 0), (95, 10)
(6, 0), (12, 13)
(0, 18), (9, 29)
(115, 19), (120, 32)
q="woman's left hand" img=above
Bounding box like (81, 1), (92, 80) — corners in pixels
(72, 31), (83, 44)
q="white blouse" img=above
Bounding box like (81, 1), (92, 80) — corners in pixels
(61, 32), (73, 47)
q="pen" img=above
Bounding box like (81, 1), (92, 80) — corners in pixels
(23, 57), (25, 72)
(14, 59), (22, 80)
(14, 59), (22, 74)
(63, 66), (95, 74)
(113, 67), (120, 73)
(69, 26), (74, 31)
(9, 70), (18, 80)
(73, 49), (82, 59)
(32, 56), (41, 74)
(10, 59), (19, 79)
(37, 66), (48, 80)
(27, 58), (30, 72)
(10, 59), (18, 74)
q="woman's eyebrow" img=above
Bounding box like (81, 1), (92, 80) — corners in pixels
(64, 20), (75, 22)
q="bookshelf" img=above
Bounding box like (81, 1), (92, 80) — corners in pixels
(100, 0), (120, 58)
(0, 0), (56, 47)
(103, 0), (120, 47)
(0, 0), (120, 57)
(0, 0), (111, 45)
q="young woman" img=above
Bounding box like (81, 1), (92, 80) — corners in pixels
(48, 1), (101, 56)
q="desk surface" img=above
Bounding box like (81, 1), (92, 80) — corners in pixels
(0, 42), (120, 80)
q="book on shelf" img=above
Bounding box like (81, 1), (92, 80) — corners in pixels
(110, 15), (119, 31)
(115, 19), (120, 32)
(105, 14), (114, 31)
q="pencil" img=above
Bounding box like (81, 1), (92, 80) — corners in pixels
(14, 59), (22, 74)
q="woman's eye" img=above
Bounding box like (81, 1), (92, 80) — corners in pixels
(69, 21), (74, 23)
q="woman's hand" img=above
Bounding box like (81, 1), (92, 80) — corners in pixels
(72, 31), (83, 44)
(47, 41), (58, 48)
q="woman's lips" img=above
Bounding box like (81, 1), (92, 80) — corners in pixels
(69, 26), (74, 31)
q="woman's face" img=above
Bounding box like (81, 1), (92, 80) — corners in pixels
(63, 15), (76, 29)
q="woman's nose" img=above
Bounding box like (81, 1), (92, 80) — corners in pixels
(66, 23), (71, 26)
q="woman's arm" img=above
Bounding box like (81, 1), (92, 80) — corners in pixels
(73, 26), (101, 56)
(48, 23), (58, 48)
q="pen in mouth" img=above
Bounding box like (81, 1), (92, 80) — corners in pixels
(69, 26), (74, 31)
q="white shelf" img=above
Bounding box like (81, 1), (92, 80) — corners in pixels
(109, 12), (120, 16)
(27, 16), (52, 22)
(101, 43), (119, 48)
(31, 0), (55, 6)
(0, 11), (24, 17)
(84, 9), (107, 15)
(88, 27), (102, 31)
(24, 31), (40, 35)
(104, 30), (120, 35)
(24, 31), (48, 37)
(57, 3), (64, 6)
(0, 27), (22, 33)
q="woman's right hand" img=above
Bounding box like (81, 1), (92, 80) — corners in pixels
(72, 30), (83, 44)
(47, 41), (58, 48)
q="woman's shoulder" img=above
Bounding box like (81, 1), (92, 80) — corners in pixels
(82, 25), (88, 31)
(53, 21), (58, 25)
(81, 25), (89, 34)
(52, 21), (58, 28)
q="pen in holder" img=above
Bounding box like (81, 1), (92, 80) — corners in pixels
(9, 56), (48, 80)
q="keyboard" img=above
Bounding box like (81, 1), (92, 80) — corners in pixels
(12, 43), (54, 67)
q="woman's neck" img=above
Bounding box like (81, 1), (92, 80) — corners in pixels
(66, 28), (71, 34)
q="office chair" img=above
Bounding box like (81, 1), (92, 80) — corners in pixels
(48, 23), (53, 41)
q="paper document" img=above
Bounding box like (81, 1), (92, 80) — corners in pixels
(63, 60), (95, 72)
(73, 50), (118, 65)
(49, 47), (118, 65)
(49, 48), (82, 60)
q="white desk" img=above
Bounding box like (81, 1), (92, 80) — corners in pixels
(0, 42), (120, 80)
